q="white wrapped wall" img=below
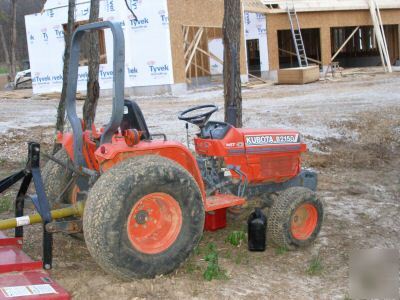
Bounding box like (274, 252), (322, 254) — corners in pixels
(25, 0), (174, 94)
(208, 38), (224, 75)
(244, 12), (269, 72)
(207, 11), (269, 76)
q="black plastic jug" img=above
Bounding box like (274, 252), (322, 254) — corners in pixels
(248, 208), (267, 251)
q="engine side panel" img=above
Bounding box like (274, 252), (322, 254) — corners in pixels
(194, 127), (307, 184)
(240, 128), (306, 183)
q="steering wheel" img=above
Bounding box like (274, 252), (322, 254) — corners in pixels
(178, 104), (218, 128)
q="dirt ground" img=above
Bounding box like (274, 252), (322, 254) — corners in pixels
(0, 68), (399, 299)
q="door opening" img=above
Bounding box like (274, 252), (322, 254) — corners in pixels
(246, 39), (261, 76)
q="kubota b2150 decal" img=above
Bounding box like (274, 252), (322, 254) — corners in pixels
(245, 134), (299, 146)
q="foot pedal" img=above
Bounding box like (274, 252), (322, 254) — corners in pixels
(0, 232), (70, 299)
(204, 194), (246, 231)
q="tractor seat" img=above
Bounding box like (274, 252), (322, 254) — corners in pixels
(120, 100), (151, 140)
(201, 121), (232, 139)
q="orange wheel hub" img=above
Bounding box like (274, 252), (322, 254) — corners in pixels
(290, 203), (318, 240)
(127, 192), (182, 254)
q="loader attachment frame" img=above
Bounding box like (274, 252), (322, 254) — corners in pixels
(0, 142), (86, 273)
(0, 142), (53, 269)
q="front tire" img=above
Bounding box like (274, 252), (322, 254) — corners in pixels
(42, 148), (74, 207)
(267, 187), (323, 250)
(83, 155), (205, 279)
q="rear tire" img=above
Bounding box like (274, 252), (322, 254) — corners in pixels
(83, 155), (205, 279)
(267, 187), (323, 250)
(42, 148), (73, 207)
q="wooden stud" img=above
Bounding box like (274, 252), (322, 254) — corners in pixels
(200, 42), (205, 76)
(184, 27), (203, 59)
(198, 47), (223, 64)
(248, 73), (269, 83)
(331, 26), (360, 61)
(278, 48), (322, 65)
(183, 26), (189, 49)
(375, 1), (392, 71)
(185, 27), (204, 73)
(191, 61), (211, 75)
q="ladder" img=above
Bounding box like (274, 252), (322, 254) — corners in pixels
(287, 2), (308, 67)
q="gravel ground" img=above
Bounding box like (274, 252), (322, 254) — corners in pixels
(0, 68), (399, 299)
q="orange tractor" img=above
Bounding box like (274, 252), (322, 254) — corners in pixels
(1, 22), (323, 280)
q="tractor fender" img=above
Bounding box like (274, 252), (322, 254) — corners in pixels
(95, 140), (207, 200)
(57, 132), (100, 171)
(57, 132), (74, 160)
(245, 169), (318, 199)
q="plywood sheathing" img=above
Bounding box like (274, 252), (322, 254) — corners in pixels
(266, 9), (400, 71)
(384, 25), (399, 64)
(167, 0), (247, 84)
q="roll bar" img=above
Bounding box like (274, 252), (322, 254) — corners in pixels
(66, 21), (125, 168)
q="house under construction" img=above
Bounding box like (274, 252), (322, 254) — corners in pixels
(241, 0), (400, 79)
(178, 0), (400, 84)
(27, 0), (400, 95)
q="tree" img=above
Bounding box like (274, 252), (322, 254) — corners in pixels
(0, 0), (45, 69)
(9, 0), (17, 82)
(0, 25), (9, 64)
(223, 0), (242, 128)
(0, 25), (10, 69)
(53, 0), (75, 154)
(0, 11), (10, 71)
(82, 0), (100, 129)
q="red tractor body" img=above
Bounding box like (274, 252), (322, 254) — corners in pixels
(0, 22), (323, 282)
(58, 122), (307, 206)
(41, 21), (323, 279)
(59, 130), (207, 199)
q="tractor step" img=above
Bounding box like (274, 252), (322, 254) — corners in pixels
(204, 194), (246, 212)
(204, 194), (246, 231)
(0, 232), (70, 299)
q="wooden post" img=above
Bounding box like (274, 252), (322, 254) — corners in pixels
(320, 26), (332, 67)
(369, 0), (392, 72)
(223, 0), (242, 128)
(376, 3), (392, 71)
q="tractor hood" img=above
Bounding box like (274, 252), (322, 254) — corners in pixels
(237, 128), (302, 147)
